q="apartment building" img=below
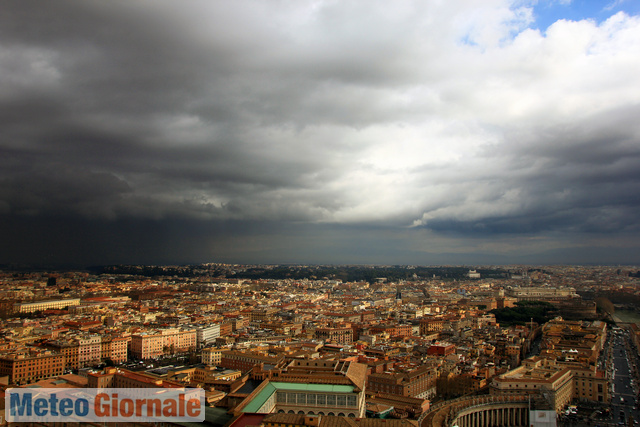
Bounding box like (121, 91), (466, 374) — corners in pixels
(130, 328), (197, 359)
(101, 335), (129, 363)
(220, 350), (284, 374)
(202, 347), (222, 365)
(426, 343), (456, 357)
(78, 335), (101, 368)
(314, 326), (353, 344)
(251, 307), (279, 323)
(419, 317), (445, 334)
(45, 340), (79, 369)
(87, 367), (184, 389)
(0, 350), (65, 385)
(367, 364), (438, 399)
(196, 323), (221, 348)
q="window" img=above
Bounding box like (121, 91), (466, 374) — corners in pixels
(317, 395), (326, 405)
(327, 395), (336, 406)
(347, 395), (357, 407)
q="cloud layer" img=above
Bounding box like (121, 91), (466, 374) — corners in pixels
(1, 0), (640, 265)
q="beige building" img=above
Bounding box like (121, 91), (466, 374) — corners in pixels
(191, 366), (241, 384)
(490, 356), (609, 411)
(131, 328), (197, 359)
(220, 350), (284, 373)
(101, 335), (129, 363)
(88, 367), (184, 389)
(507, 287), (577, 301)
(202, 347), (222, 365)
(314, 326), (353, 344)
(251, 307), (279, 323)
(419, 317), (445, 334)
(78, 335), (102, 368)
(0, 349), (65, 385)
(568, 363), (609, 403)
(45, 340), (79, 369)
(490, 357), (573, 412)
(13, 298), (81, 313)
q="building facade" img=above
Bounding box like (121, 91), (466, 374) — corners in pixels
(0, 350), (65, 385)
(13, 298), (81, 313)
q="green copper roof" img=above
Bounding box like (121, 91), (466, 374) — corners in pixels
(241, 382), (355, 413)
(242, 382), (277, 413)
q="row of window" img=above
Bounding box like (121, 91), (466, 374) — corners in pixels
(16, 361), (63, 366)
(275, 392), (357, 407)
(277, 410), (356, 417)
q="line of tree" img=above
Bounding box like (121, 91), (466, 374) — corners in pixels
(90, 264), (508, 282)
(489, 301), (557, 326)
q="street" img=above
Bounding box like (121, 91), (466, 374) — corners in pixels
(558, 326), (640, 427)
(607, 327), (639, 426)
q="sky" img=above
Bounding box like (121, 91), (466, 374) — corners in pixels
(1, 0), (640, 267)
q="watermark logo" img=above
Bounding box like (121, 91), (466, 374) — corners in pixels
(6, 388), (205, 423)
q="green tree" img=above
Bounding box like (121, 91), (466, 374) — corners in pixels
(595, 297), (614, 316)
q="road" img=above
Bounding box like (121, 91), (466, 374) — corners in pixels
(560, 326), (639, 427)
(608, 327), (639, 426)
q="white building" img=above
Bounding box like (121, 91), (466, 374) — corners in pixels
(196, 324), (221, 348)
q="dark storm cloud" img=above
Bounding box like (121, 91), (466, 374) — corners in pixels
(1, 0), (372, 224)
(2, 0), (640, 265)
(413, 101), (640, 237)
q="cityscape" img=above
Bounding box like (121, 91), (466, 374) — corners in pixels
(2, 0), (640, 426)
(0, 263), (639, 426)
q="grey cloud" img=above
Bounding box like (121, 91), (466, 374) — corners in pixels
(415, 105), (640, 235)
(1, 0), (640, 265)
(0, 165), (132, 218)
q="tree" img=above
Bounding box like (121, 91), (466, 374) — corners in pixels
(595, 297), (614, 316)
(188, 347), (199, 364)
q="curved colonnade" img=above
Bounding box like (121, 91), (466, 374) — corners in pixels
(421, 395), (539, 427)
